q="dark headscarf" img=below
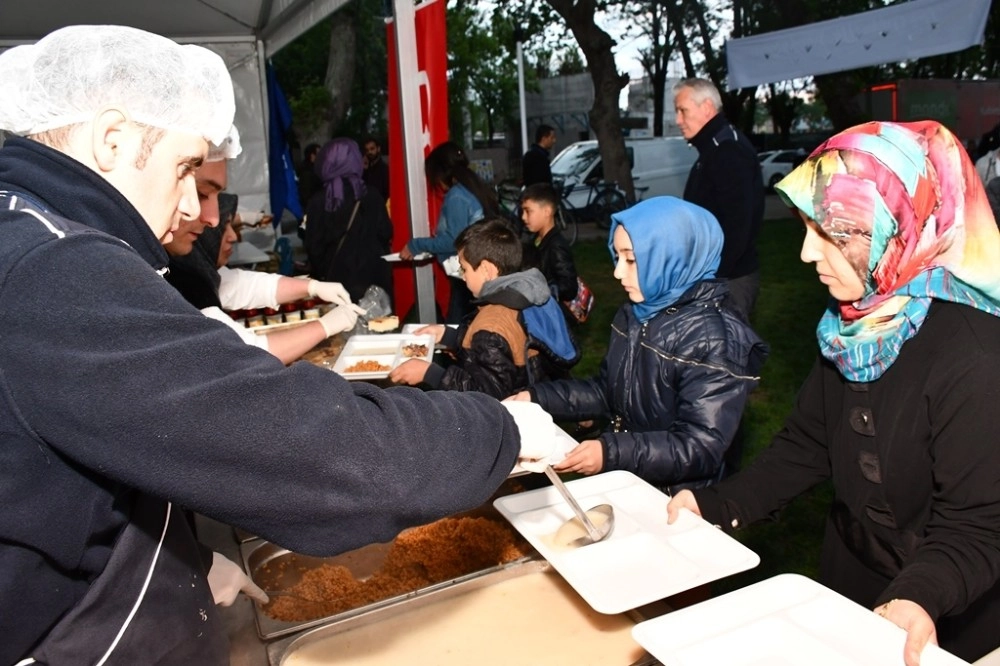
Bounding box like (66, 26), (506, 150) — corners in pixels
(315, 138), (365, 213)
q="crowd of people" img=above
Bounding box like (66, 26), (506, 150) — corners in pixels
(2, 22), (999, 666)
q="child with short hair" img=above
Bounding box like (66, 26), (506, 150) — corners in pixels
(389, 219), (579, 398)
(520, 183), (578, 304)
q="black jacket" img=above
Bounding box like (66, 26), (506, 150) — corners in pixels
(0, 137), (520, 664)
(534, 228), (578, 302)
(694, 301), (1000, 662)
(531, 281), (768, 494)
(683, 113), (764, 279)
(305, 186), (393, 303)
(424, 269), (580, 399)
(522, 143), (552, 186)
(363, 157), (390, 202)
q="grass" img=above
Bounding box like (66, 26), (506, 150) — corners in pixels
(568, 216), (834, 593)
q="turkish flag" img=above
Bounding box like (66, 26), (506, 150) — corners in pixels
(386, 0), (450, 321)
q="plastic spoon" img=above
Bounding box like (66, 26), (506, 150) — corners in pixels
(543, 466), (615, 546)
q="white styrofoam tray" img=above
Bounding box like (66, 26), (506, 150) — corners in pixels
(332, 334), (435, 380)
(494, 470), (760, 614)
(632, 573), (970, 666)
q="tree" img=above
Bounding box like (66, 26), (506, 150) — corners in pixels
(271, 0), (389, 149)
(764, 83), (804, 144)
(542, 0), (635, 199)
(447, 4), (521, 146)
(635, 1), (677, 136)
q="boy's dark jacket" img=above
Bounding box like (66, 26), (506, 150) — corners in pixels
(423, 268), (580, 398)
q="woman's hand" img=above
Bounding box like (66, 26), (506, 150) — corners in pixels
(504, 391), (532, 402)
(398, 245), (414, 261)
(666, 490), (702, 524)
(413, 324), (446, 343)
(388, 359), (430, 385)
(553, 440), (603, 475)
(874, 599), (938, 666)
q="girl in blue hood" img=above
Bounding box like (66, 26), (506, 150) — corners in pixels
(511, 196), (767, 494)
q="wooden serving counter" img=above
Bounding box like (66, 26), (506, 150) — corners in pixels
(273, 563), (650, 665)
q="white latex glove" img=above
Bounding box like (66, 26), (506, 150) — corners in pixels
(308, 279), (351, 307)
(442, 255), (462, 278)
(207, 551), (269, 606)
(319, 304), (361, 337)
(501, 401), (557, 473)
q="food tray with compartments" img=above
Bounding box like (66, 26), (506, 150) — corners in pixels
(331, 334), (435, 380)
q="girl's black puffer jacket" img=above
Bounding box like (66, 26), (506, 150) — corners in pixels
(530, 280), (769, 494)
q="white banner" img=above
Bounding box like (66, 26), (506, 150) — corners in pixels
(725, 0), (991, 90)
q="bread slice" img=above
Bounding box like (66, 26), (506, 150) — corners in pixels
(367, 315), (400, 332)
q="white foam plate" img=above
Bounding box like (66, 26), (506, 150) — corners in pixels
(332, 334), (435, 380)
(632, 573), (971, 666)
(381, 251), (432, 262)
(494, 470), (759, 614)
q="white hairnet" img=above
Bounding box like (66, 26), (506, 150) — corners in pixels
(207, 125), (242, 162)
(0, 25), (235, 146)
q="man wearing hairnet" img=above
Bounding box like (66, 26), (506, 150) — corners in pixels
(0, 25), (555, 664)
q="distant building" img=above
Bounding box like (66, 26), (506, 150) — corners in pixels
(522, 73), (595, 157)
(624, 76), (685, 138)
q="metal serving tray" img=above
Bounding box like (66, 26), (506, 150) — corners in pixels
(241, 479), (536, 641)
(264, 558), (669, 666)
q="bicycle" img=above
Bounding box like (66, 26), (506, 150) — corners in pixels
(495, 178), (581, 246)
(554, 178), (628, 235)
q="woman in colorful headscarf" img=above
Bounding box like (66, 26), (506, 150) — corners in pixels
(668, 120), (1000, 665)
(509, 196), (768, 493)
(304, 137), (394, 303)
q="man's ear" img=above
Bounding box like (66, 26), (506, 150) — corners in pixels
(91, 108), (131, 172)
(481, 259), (500, 280)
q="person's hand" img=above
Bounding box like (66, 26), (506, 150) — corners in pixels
(388, 359), (431, 385)
(666, 490), (702, 524)
(874, 599), (938, 666)
(319, 304), (360, 337)
(553, 439), (603, 475)
(399, 245), (414, 261)
(207, 552), (269, 606)
(501, 401), (556, 472)
(413, 324), (446, 343)
(308, 279), (351, 307)
(504, 391), (532, 402)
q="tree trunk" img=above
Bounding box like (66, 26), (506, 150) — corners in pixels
(325, 18), (357, 133)
(546, 0), (635, 198)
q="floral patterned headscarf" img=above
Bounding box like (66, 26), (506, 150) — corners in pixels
(775, 120), (1000, 382)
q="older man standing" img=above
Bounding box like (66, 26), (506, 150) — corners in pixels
(674, 78), (764, 322)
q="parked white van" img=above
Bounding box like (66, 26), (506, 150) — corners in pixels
(549, 136), (697, 211)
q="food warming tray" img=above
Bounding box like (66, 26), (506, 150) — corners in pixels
(239, 479), (536, 641)
(240, 538), (536, 641)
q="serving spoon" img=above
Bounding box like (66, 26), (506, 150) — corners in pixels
(543, 466), (615, 547)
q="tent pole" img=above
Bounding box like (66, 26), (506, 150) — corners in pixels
(392, 0), (436, 324)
